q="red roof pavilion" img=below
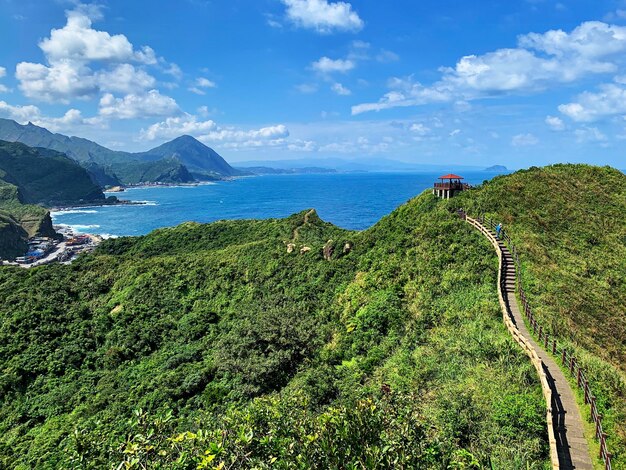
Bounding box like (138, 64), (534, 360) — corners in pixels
(438, 174), (464, 180)
(433, 173), (468, 198)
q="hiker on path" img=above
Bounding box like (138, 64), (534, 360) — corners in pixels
(495, 223), (503, 240)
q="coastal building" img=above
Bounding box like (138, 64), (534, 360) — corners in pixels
(433, 174), (469, 199)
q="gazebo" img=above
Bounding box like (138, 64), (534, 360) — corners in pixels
(433, 174), (468, 199)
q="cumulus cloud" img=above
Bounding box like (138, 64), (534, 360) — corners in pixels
(558, 83), (626, 122)
(16, 61), (98, 103)
(281, 0), (363, 34)
(511, 133), (539, 146)
(331, 82), (351, 95)
(97, 64), (156, 94)
(545, 115), (565, 130)
(140, 114), (291, 150)
(99, 90), (180, 119)
(311, 57), (355, 74)
(15, 4), (172, 106)
(0, 101), (101, 132)
(353, 21), (626, 114)
(0, 100), (43, 122)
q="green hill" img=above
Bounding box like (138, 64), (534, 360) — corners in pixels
(0, 140), (103, 258)
(137, 135), (243, 179)
(0, 164), (623, 468)
(0, 140), (105, 206)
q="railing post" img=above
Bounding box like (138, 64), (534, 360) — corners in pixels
(562, 349), (567, 366)
(600, 433), (607, 460)
(552, 339), (557, 355)
(584, 381), (589, 404)
(577, 366), (582, 388)
(570, 355), (576, 374)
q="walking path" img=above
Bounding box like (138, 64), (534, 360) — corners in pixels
(467, 216), (593, 470)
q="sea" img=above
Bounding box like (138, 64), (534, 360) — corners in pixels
(51, 171), (503, 237)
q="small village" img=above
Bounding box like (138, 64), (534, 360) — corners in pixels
(0, 227), (102, 268)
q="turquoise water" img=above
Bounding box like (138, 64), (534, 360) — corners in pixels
(51, 172), (500, 236)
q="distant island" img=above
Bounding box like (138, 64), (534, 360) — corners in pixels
(484, 165), (509, 172)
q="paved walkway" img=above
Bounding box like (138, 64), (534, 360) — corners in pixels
(496, 235), (594, 469)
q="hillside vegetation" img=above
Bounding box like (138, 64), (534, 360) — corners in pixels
(0, 140), (104, 258)
(459, 164), (626, 464)
(0, 164), (622, 468)
(0, 140), (104, 206)
(0, 190), (548, 468)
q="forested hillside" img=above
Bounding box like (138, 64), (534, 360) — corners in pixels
(0, 190), (548, 468)
(459, 164), (626, 463)
(0, 141), (104, 206)
(0, 164), (622, 468)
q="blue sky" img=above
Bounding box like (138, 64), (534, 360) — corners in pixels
(1, 0), (626, 168)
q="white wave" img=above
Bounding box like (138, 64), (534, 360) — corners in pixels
(70, 224), (101, 232)
(134, 200), (158, 206)
(99, 233), (119, 239)
(51, 209), (99, 216)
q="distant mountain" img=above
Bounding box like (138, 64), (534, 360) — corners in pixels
(0, 120), (224, 185)
(0, 140), (105, 206)
(138, 135), (242, 179)
(236, 166), (337, 175)
(0, 140), (102, 258)
(484, 165), (509, 172)
(236, 157), (485, 173)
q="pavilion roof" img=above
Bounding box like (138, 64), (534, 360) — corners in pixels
(438, 173), (464, 180)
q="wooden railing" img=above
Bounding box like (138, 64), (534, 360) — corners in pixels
(476, 213), (613, 470)
(463, 212), (559, 468)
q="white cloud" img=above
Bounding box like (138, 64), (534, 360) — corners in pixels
(39, 8), (153, 64)
(99, 90), (180, 119)
(311, 56), (355, 74)
(0, 67), (7, 93)
(189, 77), (217, 95)
(15, 5), (170, 103)
(449, 129), (461, 137)
(0, 101), (101, 132)
(353, 21), (626, 114)
(140, 114), (218, 140)
(16, 61), (98, 103)
(331, 82), (351, 95)
(0, 100), (42, 122)
(281, 0), (363, 34)
(545, 115), (565, 130)
(352, 76), (451, 115)
(97, 64), (156, 94)
(140, 114), (290, 151)
(512, 133), (539, 146)
(409, 123), (430, 135)
(558, 83), (626, 122)
(574, 126), (607, 143)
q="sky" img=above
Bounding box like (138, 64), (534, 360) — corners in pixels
(1, 0), (626, 168)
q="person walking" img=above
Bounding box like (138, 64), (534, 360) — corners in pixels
(495, 223), (503, 240)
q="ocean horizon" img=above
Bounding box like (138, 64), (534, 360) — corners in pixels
(52, 171), (504, 237)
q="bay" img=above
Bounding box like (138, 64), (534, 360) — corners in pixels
(51, 171), (501, 236)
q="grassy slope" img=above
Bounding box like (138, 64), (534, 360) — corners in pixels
(459, 164), (626, 466)
(0, 197), (547, 468)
